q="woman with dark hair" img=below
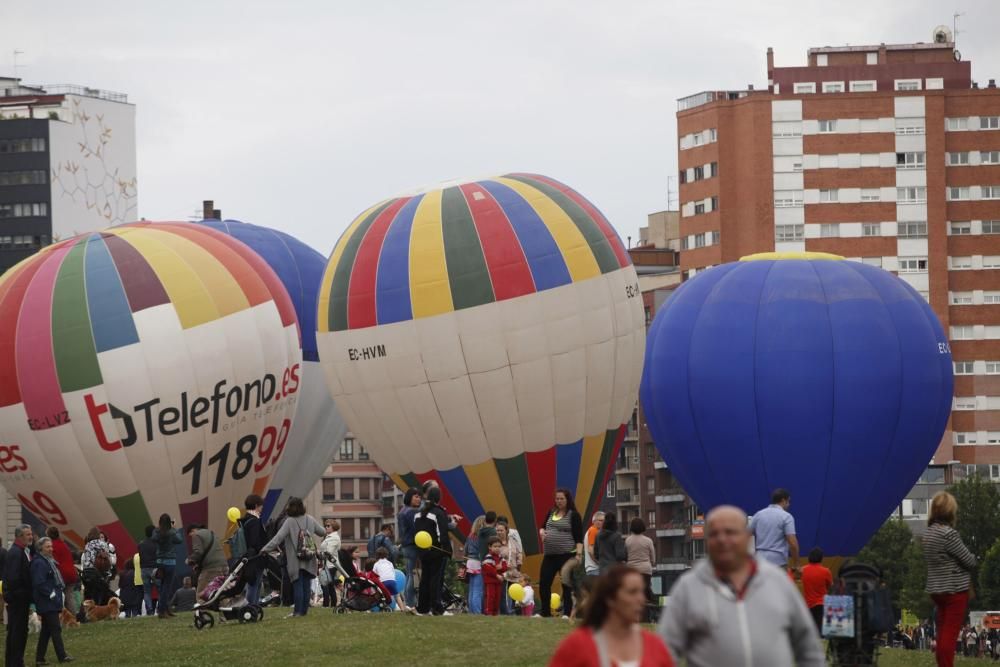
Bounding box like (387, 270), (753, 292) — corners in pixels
(595, 513), (627, 574)
(398, 487), (422, 610)
(537, 488), (584, 618)
(626, 518), (656, 622)
(549, 565), (674, 666)
(153, 513), (182, 619)
(261, 496), (325, 617)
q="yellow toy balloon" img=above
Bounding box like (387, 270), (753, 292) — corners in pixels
(415, 530), (432, 549)
(227, 507), (241, 523)
(508, 583), (525, 602)
(551, 593), (561, 610)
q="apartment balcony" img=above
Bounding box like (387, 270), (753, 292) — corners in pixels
(655, 490), (686, 504)
(655, 522), (689, 538)
(616, 456), (640, 474)
(653, 461), (667, 470)
(654, 557), (690, 572)
(616, 488), (640, 506)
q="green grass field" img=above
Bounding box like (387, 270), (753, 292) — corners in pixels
(0, 610), (985, 666)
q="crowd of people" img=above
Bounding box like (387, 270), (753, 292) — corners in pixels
(0, 480), (993, 666)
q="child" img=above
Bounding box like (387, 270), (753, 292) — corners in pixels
(372, 547), (405, 611)
(361, 558), (393, 609)
(481, 536), (508, 616)
(520, 575), (535, 617)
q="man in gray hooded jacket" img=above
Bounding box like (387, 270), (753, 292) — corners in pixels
(658, 505), (824, 667)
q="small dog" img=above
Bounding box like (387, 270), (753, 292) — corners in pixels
(28, 611), (41, 634)
(83, 597), (121, 621)
(60, 607), (80, 628)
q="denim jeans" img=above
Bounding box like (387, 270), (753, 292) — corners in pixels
(402, 545), (418, 608)
(467, 572), (483, 614)
(156, 565), (176, 616)
(140, 568), (155, 615)
(245, 571), (263, 605)
(293, 570), (314, 616)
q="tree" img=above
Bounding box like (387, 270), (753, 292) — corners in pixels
(949, 474), (1000, 564)
(898, 539), (932, 621)
(856, 518), (914, 606)
(979, 537), (1000, 611)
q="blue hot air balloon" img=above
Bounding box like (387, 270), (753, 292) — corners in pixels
(197, 219), (348, 518)
(640, 252), (953, 558)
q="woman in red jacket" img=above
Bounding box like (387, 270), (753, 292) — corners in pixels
(46, 527), (80, 615)
(549, 565), (674, 667)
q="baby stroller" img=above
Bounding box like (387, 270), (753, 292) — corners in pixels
(826, 562), (891, 666)
(80, 567), (115, 607)
(441, 583), (468, 615)
(330, 556), (391, 614)
(192, 555), (264, 630)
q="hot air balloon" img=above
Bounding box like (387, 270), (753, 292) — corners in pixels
(315, 173), (645, 572)
(196, 218), (348, 518)
(640, 252), (953, 559)
(0, 223), (302, 556)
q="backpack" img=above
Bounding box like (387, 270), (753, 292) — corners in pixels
(367, 533), (397, 561)
(226, 523), (248, 561)
(295, 519), (317, 561)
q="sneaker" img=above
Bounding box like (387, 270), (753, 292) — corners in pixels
(408, 608), (424, 616)
(441, 611), (454, 616)
(532, 614), (542, 618)
(284, 612), (298, 618)
(561, 615), (570, 620)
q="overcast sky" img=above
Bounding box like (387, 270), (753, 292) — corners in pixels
(3, 0), (998, 254)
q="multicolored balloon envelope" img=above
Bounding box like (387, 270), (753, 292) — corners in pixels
(196, 219), (347, 518)
(0, 223), (302, 556)
(640, 252), (954, 558)
(316, 173), (645, 562)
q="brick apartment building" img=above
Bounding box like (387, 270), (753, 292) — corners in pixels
(675, 29), (1000, 529)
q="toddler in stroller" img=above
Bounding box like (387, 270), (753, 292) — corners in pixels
(330, 555), (391, 614)
(192, 555), (265, 630)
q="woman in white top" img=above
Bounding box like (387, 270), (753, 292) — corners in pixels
(320, 519), (341, 607)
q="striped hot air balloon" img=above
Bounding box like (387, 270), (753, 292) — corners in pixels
(195, 219), (348, 519)
(316, 173), (644, 570)
(0, 223), (301, 556)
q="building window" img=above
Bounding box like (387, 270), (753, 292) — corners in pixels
(948, 152), (970, 166)
(358, 445), (369, 461)
(983, 186), (1000, 200)
(865, 52), (878, 65)
(955, 361), (975, 375)
(950, 222), (972, 235)
(710, 162), (718, 177)
(793, 82), (816, 94)
(985, 256), (1000, 269)
(897, 187), (927, 203)
(646, 476), (655, 494)
(341, 520), (355, 541)
(861, 257), (883, 267)
(710, 195), (719, 211)
(985, 292), (1000, 304)
(772, 122), (802, 137)
(678, 169), (686, 184)
(896, 152), (926, 169)
(711, 230), (720, 245)
(947, 117), (969, 131)
(819, 189), (839, 203)
(955, 398), (977, 411)
(774, 193), (803, 208)
(821, 82), (843, 94)
(648, 511), (656, 527)
(981, 116), (1000, 130)
(693, 165), (704, 181)
(948, 187), (970, 201)
(361, 521), (372, 541)
(982, 151), (1000, 165)
(820, 223), (840, 238)
(984, 220), (1000, 234)
(358, 479), (371, 500)
(898, 221), (927, 238)
(862, 223), (881, 237)
(952, 326), (974, 340)
(709, 128), (717, 142)
(950, 256), (973, 270)
(606, 479), (616, 497)
(898, 257), (928, 273)
(694, 202), (705, 215)
(818, 119), (837, 133)
(694, 233), (705, 248)
(0, 170), (46, 186)
(952, 293), (973, 305)
(792, 160), (803, 172)
(850, 80), (876, 92)
(0, 138), (46, 153)
(895, 79), (921, 91)
(322, 479), (336, 502)
(340, 480), (354, 500)
(861, 189), (881, 202)
(646, 443), (656, 461)
(775, 224), (804, 242)
(987, 361), (1000, 375)
(895, 120), (925, 135)
(817, 54), (828, 66)
(0, 203), (47, 218)
(339, 437), (355, 461)
(680, 236), (689, 250)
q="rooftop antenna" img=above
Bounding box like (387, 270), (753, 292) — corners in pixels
(12, 50), (24, 80)
(953, 12), (964, 47)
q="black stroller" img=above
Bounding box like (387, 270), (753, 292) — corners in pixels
(192, 556), (265, 629)
(330, 555), (391, 614)
(826, 562), (892, 666)
(80, 567), (115, 606)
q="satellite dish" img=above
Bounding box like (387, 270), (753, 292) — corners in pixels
(933, 25), (953, 44)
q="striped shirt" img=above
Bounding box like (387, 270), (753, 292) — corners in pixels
(543, 512), (577, 555)
(923, 522), (977, 594)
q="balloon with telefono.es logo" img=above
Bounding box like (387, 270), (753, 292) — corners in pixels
(0, 222), (302, 556)
(316, 173), (644, 568)
(640, 252), (954, 558)
(196, 218), (348, 519)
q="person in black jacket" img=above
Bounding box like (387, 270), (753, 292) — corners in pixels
(412, 485), (453, 616)
(4, 524), (34, 667)
(242, 494), (267, 605)
(137, 525), (158, 616)
(595, 513), (628, 574)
